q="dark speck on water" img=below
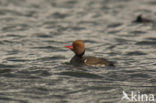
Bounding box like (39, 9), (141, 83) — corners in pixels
(0, 0), (156, 103)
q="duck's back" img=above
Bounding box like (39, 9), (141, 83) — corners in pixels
(83, 56), (114, 67)
(70, 55), (114, 67)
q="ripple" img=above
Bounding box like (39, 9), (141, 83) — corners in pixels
(48, 12), (69, 19)
(130, 73), (151, 79)
(0, 96), (27, 103)
(105, 72), (130, 81)
(147, 37), (156, 41)
(2, 70), (43, 79)
(6, 57), (29, 62)
(0, 17), (15, 22)
(70, 26), (86, 31)
(38, 55), (66, 61)
(59, 71), (103, 79)
(126, 51), (146, 56)
(22, 88), (49, 98)
(6, 34), (24, 38)
(148, 1), (156, 5)
(107, 23), (122, 28)
(16, 67), (52, 77)
(0, 64), (21, 69)
(88, 86), (114, 91)
(0, 40), (14, 44)
(130, 30), (146, 34)
(136, 41), (156, 45)
(78, 21), (99, 25)
(50, 0), (76, 8)
(0, 69), (12, 74)
(2, 24), (30, 32)
(115, 38), (129, 44)
(0, 9), (22, 16)
(107, 30), (120, 34)
(34, 33), (52, 38)
(7, 49), (21, 55)
(32, 46), (66, 52)
(24, 10), (37, 17)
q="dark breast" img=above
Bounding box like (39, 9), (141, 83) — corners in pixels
(70, 55), (84, 66)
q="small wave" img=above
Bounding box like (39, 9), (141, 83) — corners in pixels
(59, 71), (103, 79)
(126, 51), (146, 56)
(136, 41), (156, 45)
(0, 64), (21, 69)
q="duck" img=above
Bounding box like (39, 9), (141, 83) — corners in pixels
(134, 15), (153, 23)
(65, 40), (114, 67)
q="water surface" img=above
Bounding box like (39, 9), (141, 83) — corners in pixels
(0, 0), (156, 103)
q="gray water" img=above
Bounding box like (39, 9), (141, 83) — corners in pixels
(0, 0), (156, 103)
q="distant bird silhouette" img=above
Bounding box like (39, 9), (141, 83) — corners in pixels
(134, 15), (153, 23)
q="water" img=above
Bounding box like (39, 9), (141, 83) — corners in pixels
(0, 0), (156, 103)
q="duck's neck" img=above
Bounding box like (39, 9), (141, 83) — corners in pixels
(75, 50), (85, 58)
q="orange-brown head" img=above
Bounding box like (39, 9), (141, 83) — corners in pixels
(65, 40), (85, 56)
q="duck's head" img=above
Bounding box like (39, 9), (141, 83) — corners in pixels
(65, 40), (85, 56)
(136, 15), (142, 22)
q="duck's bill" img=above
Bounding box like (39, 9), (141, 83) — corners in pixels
(64, 45), (73, 49)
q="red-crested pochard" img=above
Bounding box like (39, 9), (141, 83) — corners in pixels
(65, 40), (114, 67)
